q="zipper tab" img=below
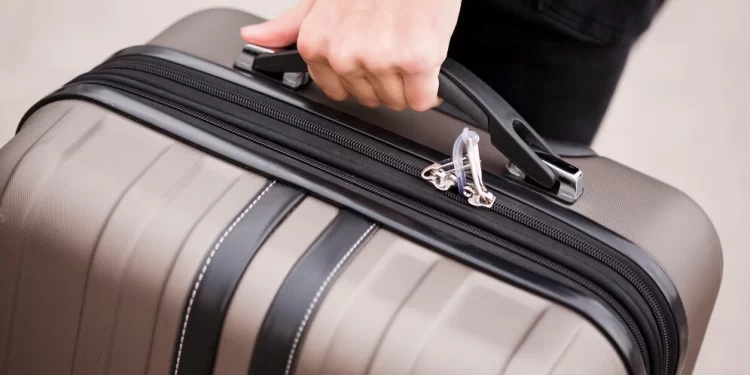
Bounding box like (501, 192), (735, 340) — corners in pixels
(420, 158), (469, 191)
(421, 128), (496, 208)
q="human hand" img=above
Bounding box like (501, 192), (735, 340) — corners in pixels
(240, 0), (462, 112)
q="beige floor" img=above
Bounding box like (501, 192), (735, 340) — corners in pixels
(0, 0), (747, 373)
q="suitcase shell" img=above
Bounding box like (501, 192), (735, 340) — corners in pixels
(0, 7), (721, 375)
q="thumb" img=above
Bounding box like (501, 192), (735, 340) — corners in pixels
(241, 0), (315, 48)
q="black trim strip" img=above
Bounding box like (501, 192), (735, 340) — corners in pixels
(248, 210), (376, 375)
(25, 85), (646, 375)
(172, 180), (305, 375)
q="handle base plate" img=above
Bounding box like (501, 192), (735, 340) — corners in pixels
(504, 153), (584, 204)
(234, 43), (311, 90)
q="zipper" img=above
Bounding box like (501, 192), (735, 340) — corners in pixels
(69, 59), (676, 375)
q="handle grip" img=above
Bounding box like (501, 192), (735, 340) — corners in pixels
(247, 45), (558, 189)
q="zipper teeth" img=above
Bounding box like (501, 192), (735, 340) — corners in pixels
(489, 201), (670, 373)
(99, 61), (422, 176)
(81, 65), (671, 374)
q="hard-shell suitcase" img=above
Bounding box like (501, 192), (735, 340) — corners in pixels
(0, 7), (722, 375)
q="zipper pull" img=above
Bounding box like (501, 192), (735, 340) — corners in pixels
(420, 157), (470, 191)
(462, 133), (496, 208)
(420, 128), (496, 208)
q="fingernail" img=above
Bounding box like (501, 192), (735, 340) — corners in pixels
(240, 25), (259, 36)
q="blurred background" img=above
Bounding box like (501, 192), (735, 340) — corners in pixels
(0, 0), (746, 373)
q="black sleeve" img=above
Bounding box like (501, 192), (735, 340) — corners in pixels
(447, 0), (664, 145)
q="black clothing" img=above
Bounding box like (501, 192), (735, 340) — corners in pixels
(448, 0), (664, 145)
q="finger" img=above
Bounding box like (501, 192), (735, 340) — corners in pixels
(326, 50), (380, 108)
(308, 61), (349, 101)
(340, 74), (381, 108)
(403, 68), (441, 112)
(368, 73), (408, 111)
(240, 0), (315, 47)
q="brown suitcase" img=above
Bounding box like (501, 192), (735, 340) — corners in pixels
(0, 7), (722, 375)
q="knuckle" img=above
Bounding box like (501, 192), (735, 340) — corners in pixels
(402, 57), (435, 75)
(397, 48), (444, 74)
(297, 36), (326, 62)
(361, 47), (395, 74)
(328, 38), (364, 76)
(327, 48), (361, 76)
(362, 57), (391, 75)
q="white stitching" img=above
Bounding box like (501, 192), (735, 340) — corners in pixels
(173, 180), (276, 375)
(283, 223), (377, 375)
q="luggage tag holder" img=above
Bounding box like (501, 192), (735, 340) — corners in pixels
(235, 43), (583, 205)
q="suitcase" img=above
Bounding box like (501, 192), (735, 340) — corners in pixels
(0, 7), (722, 375)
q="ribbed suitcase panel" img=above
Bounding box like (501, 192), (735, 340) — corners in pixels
(0, 101), (267, 375)
(296, 229), (626, 375)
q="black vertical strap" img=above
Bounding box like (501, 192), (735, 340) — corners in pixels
(172, 180), (305, 375)
(248, 210), (377, 375)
